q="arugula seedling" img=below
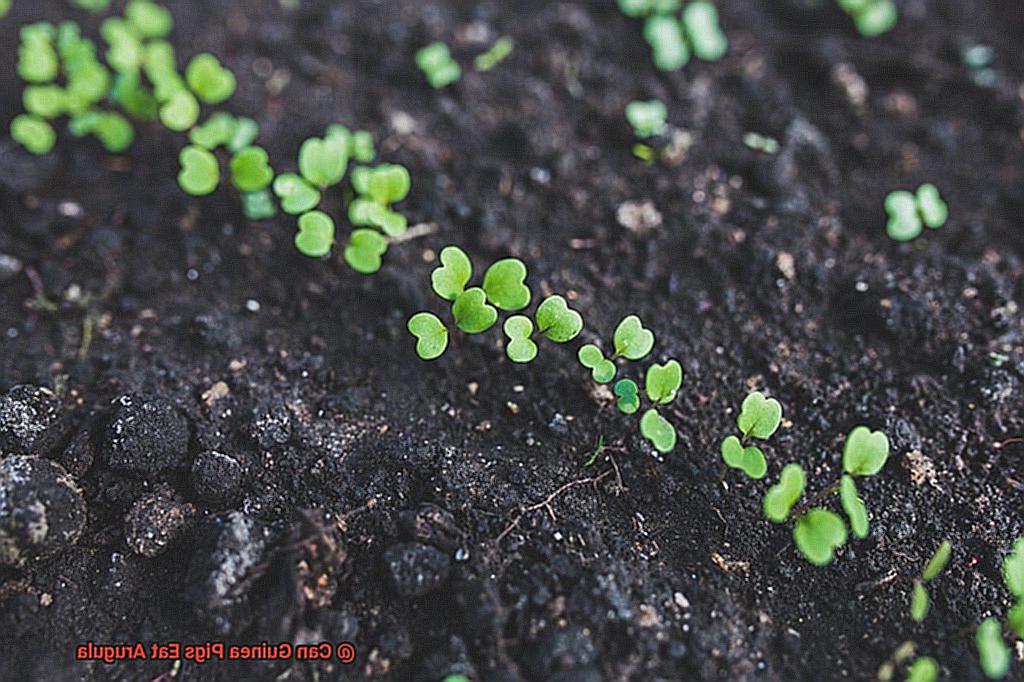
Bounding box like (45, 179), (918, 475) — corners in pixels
(273, 173), (321, 214)
(720, 391), (782, 479)
(837, 0), (897, 37)
(682, 2), (728, 61)
(504, 316), (538, 363)
(326, 124), (376, 163)
(125, 0), (173, 39)
(69, 0), (110, 11)
(407, 312), (448, 360)
(977, 618), (1009, 679)
(842, 425), (889, 476)
(643, 15), (689, 70)
(75, 110), (135, 152)
(294, 210), (335, 258)
(185, 53), (236, 104)
(229, 146), (274, 192)
(793, 508), (848, 566)
(613, 315), (655, 360)
(177, 144), (219, 195)
(19, 23), (60, 84)
(188, 112), (237, 149)
(474, 36), (513, 72)
(101, 18), (144, 75)
(482, 259), (531, 311)
(10, 114), (56, 155)
(159, 88), (199, 131)
(431, 246), (473, 301)
(535, 295), (583, 342)
(617, 0), (681, 17)
(343, 229), (388, 274)
(885, 184), (948, 241)
(614, 379), (641, 414)
(640, 408), (676, 453)
(763, 463), (805, 522)
(906, 657), (939, 682)
(743, 131), (780, 154)
(625, 99), (668, 139)
(910, 540), (952, 624)
(299, 134), (349, 188)
(416, 42), (461, 89)
(23, 85), (66, 119)
(578, 345), (616, 383)
(452, 288), (498, 334)
(241, 189), (277, 220)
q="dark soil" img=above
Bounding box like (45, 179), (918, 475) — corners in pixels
(1, 0), (1024, 680)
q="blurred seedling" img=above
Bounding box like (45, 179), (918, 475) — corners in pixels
(626, 99), (668, 139)
(474, 36), (513, 72)
(415, 41), (461, 89)
(973, 536), (1024, 679)
(910, 540), (952, 623)
(837, 0), (898, 37)
(619, 1), (727, 71)
(720, 391), (782, 479)
(885, 183), (948, 241)
(742, 131), (780, 154)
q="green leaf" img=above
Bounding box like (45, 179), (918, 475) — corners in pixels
(299, 135), (349, 188)
(640, 408), (676, 453)
(906, 657), (939, 682)
(452, 288), (498, 334)
(916, 183), (948, 229)
(109, 75), (157, 120)
(614, 379), (640, 415)
(407, 312), (448, 360)
(241, 189), (277, 220)
(645, 360), (682, 404)
(415, 41), (461, 89)
(91, 112), (134, 153)
(535, 295), (583, 343)
(763, 463), (805, 522)
(177, 144), (219, 195)
(474, 36), (513, 72)
(294, 210), (335, 258)
(10, 114), (56, 155)
(922, 540), (952, 582)
(350, 130), (375, 163)
(613, 315), (654, 360)
(682, 1), (728, 61)
(839, 474), (869, 539)
(431, 246), (472, 301)
(23, 85), (66, 119)
(343, 229), (388, 274)
(159, 89), (199, 132)
(189, 112), (238, 149)
(482, 259), (531, 311)
(125, 0), (173, 39)
(736, 391), (782, 439)
(1003, 537), (1024, 598)
(101, 19), (143, 74)
(643, 15), (690, 71)
(503, 316), (538, 363)
(625, 100), (667, 138)
(18, 27), (60, 83)
(852, 0), (897, 37)
(365, 164), (411, 205)
(910, 581), (929, 623)
(578, 344), (616, 384)
(793, 509), (848, 566)
(720, 436), (767, 479)
(273, 173), (321, 214)
(842, 426), (890, 476)
(229, 146), (274, 192)
(976, 617), (1009, 679)
(885, 190), (923, 241)
(1008, 601), (1024, 639)
(227, 117), (259, 153)
(362, 203), (408, 237)
(185, 52), (236, 104)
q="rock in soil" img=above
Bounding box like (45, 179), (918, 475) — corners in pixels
(0, 456), (86, 568)
(185, 511), (271, 635)
(190, 450), (244, 504)
(382, 542), (451, 599)
(105, 395), (190, 475)
(124, 494), (196, 558)
(398, 503), (466, 551)
(0, 385), (70, 457)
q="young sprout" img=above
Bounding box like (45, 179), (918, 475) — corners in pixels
(503, 317), (538, 363)
(10, 114), (56, 154)
(578, 345), (616, 383)
(23, 85), (65, 119)
(19, 23), (60, 84)
(415, 42), (461, 89)
(159, 88), (200, 131)
(431, 246), (472, 301)
(906, 657), (939, 682)
(407, 312), (448, 360)
(482, 259), (531, 311)
(640, 408), (676, 453)
(347, 164), (411, 243)
(227, 117), (259, 153)
(643, 15), (689, 70)
(842, 425), (889, 476)
(910, 581), (930, 623)
(71, 110), (134, 152)
(125, 0), (173, 39)
(474, 36), (513, 72)
(188, 112), (237, 149)
(885, 183), (948, 241)
(101, 18), (144, 74)
(976, 618), (1009, 679)
(682, 2), (727, 61)
(613, 315), (655, 360)
(452, 288), (498, 333)
(625, 99), (668, 139)
(743, 131), (780, 154)
(185, 53), (236, 104)
(839, 475), (868, 537)
(177, 144), (219, 195)
(535, 295), (583, 342)
(763, 463), (806, 522)
(299, 134), (349, 188)
(326, 124), (376, 163)
(273, 173), (321, 214)
(837, 0), (898, 37)
(793, 508), (848, 566)
(721, 391), (781, 479)
(294, 210), (335, 258)
(229, 146), (274, 192)
(343, 229), (388, 274)
(614, 379), (641, 414)
(69, 0), (111, 11)
(241, 189), (277, 220)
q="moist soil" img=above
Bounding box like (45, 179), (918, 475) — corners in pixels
(1, 0), (1023, 680)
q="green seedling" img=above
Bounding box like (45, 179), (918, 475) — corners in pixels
(189, 112), (237, 149)
(842, 425), (889, 476)
(431, 246), (473, 301)
(294, 210), (335, 258)
(885, 183), (949, 241)
(125, 0), (173, 39)
(227, 117), (259, 153)
(110, 74), (158, 119)
(343, 229), (388, 274)
(416, 41), (461, 89)
(682, 2), (727, 61)
(721, 436), (767, 479)
(348, 163), (412, 237)
(977, 618), (1009, 679)
(482, 259), (531, 311)
(910, 581), (929, 623)
(177, 144), (219, 195)
(915, 183), (948, 229)
(474, 36), (513, 71)
(617, 0), (681, 17)
(909, 540), (951, 623)
(70, 110), (134, 152)
(504, 316), (538, 363)
(640, 408), (676, 453)
(101, 18), (144, 74)
(18, 23), (60, 84)
(69, 0), (111, 11)
(159, 88), (199, 131)
(229, 146), (274, 192)
(23, 85), (65, 119)
(535, 295), (583, 342)
(839, 475), (868, 537)
(326, 124), (376, 163)
(185, 52), (236, 104)
(452, 288), (498, 334)
(407, 312), (448, 360)
(299, 135), (348, 188)
(579, 344), (616, 383)
(645, 360), (682, 404)
(625, 99), (668, 139)
(273, 173), (321, 214)
(643, 15), (689, 70)
(614, 379), (641, 414)
(0, 0), (9, 19)
(720, 391), (782, 479)
(613, 315), (655, 360)
(793, 509), (847, 566)
(906, 657), (939, 682)
(923, 540), (952, 581)
(837, 0), (897, 37)
(241, 189), (277, 220)
(10, 114), (56, 154)
(763, 463), (805, 522)
(743, 131), (780, 154)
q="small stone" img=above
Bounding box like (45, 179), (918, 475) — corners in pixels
(382, 542), (450, 598)
(124, 495), (195, 557)
(0, 253), (23, 283)
(398, 503), (465, 551)
(105, 395), (190, 475)
(0, 456), (86, 567)
(190, 451), (244, 504)
(0, 385), (70, 456)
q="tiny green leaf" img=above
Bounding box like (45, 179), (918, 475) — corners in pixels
(1003, 537), (1024, 598)
(230, 146), (274, 192)
(91, 112), (134, 153)
(344, 228), (388, 274)
(125, 0), (173, 39)
(852, 0), (897, 38)
(350, 130), (375, 163)
(910, 581), (929, 623)
(294, 210), (335, 258)
(906, 657), (939, 682)
(614, 379), (640, 415)
(839, 474), (869, 539)
(737, 391), (782, 439)
(613, 315), (654, 360)
(916, 183), (948, 229)
(10, 114), (56, 155)
(185, 52), (236, 104)
(365, 164), (411, 205)
(535, 295), (583, 343)
(720, 436), (767, 479)
(1008, 601), (1024, 639)
(578, 344), (616, 384)
(474, 36), (513, 72)
(482, 259), (531, 311)
(763, 463), (805, 522)
(407, 312), (448, 360)
(885, 190), (923, 242)
(431, 246), (472, 301)
(189, 112), (237, 150)
(159, 89), (200, 132)
(177, 144), (219, 195)
(682, 1), (728, 61)
(415, 41), (461, 89)
(452, 287), (498, 334)
(503, 316), (538, 363)
(842, 426), (890, 476)
(643, 15), (690, 71)
(23, 85), (66, 119)
(241, 189), (277, 220)
(793, 509), (848, 566)
(625, 100), (667, 138)
(272, 173), (321, 214)
(227, 117), (259, 153)
(976, 617), (1009, 680)
(299, 135), (349, 188)
(18, 26), (60, 83)
(922, 540), (952, 582)
(640, 408), (676, 453)
(645, 360), (682, 404)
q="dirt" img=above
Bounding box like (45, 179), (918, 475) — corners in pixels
(1, 0), (1023, 680)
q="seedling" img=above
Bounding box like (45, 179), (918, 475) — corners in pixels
(643, 15), (689, 70)
(159, 88), (199, 131)
(299, 134), (348, 188)
(241, 189), (277, 220)
(326, 124), (376, 163)
(837, 0), (898, 37)
(720, 391), (782, 479)
(19, 23), (60, 84)
(617, 0), (681, 16)
(344, 229), (388, 274)
(742, 131), (780, 154)
(229, 146), (274, 192)
(905, 657), (939, 682)
(68, 110), (134, 152)
(474, 36), (513, 72)
(885, 183), (948, 241)
(273, 173), (321, 214)
(621, 1), (728, 71)
(177, 144), (219, 195)
(185, 53), (236, 104)
(294, 210), (335, 258)
(10, 114), (56, 155)
(973, 536), (1024, 678)
(415, 42), (461, 89)
(69, 0), (110, 11)
(682, 2), (728, 61)
(125, 0), (173, 39)
(625, 99), (668, 139)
